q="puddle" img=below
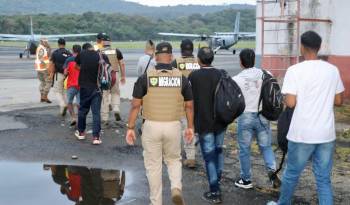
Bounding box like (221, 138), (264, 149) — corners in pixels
(0, 162), (137, 205)
(0, 115), (27, 131)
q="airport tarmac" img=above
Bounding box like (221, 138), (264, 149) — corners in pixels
(0, 46), (241, 80)
(0, 46), (242, 112)
(0, 46), (349, 205)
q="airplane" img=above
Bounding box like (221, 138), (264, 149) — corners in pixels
(0, 17), (97, 58)
(158, 12), (255, 55)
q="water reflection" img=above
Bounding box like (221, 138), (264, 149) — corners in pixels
(44, 165), (126, 205)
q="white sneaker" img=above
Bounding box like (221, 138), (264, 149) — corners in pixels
(75, 130), (86, 140)
(92, 137), (102, 145)
(267, 201), (278, 205)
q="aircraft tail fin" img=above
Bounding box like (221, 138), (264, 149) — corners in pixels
(234, 12), (240, 34)
(30, 16), (33, 36)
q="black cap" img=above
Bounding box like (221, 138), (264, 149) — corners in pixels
(97, 32), (105, 40)
(181, 39), (193, 52)
(155, 42), (172, 54)
(97, 32), (110, 41)
(103, 34), (110, 41)
(57, 38), (65, 45)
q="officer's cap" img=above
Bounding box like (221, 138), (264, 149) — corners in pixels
(155, 42), (172, 54)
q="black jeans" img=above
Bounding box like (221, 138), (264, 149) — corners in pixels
(78, 87), (102, 137)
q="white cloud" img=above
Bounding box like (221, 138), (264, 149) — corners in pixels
(124, 0), (256, 7)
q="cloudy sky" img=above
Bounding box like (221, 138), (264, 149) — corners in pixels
(125, 0), (256, 7)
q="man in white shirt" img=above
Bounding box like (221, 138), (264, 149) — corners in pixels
(233, 49), (280, 189)
(268, 31), (344, 205)
(136, 40), (156, 76)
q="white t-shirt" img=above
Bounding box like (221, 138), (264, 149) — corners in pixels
(233, 67), (264, 113)
(282, 60), (344, 144)
(137, 54), (156, 76)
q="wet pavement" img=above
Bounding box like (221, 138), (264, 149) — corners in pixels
(0, 162), (135, 205)
(1, 46), (350, 204)
(1, 105), (349, 204)
(0, 115), (27, 131)
(0, 105), (277, 205)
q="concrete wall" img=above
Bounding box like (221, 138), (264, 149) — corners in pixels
(256, 0), (350, 97)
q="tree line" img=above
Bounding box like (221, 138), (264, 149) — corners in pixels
(0, 9), (256, 41)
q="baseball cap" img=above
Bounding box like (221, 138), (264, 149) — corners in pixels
(155, 42), (172, 54)
(97, 32), (110, 41)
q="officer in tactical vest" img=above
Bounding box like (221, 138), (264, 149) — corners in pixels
(171, 39), (200, 169)
(35, 38), (52, 103)
(96, 33), (126, 125)
(126, 42), (194, 205)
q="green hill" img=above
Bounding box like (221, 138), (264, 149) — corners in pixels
(0, 0), (255, 18)
(0, 9), (256, 41)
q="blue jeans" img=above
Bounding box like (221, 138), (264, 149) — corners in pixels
(199, 130), (226, 193)
(78, 87), (102, 137)
(278, 141), (335, 205)
(67, 87), (80, 104)
(237, 112), (276, 181)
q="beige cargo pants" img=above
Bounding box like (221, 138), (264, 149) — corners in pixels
(53, 72), (67, 109)
(141, 120), (182, 205)
(101, 74), (120, 122)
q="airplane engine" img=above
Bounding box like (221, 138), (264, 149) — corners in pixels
(29, 42), (37, 55)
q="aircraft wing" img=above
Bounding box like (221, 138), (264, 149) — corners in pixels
(158, 32), (203, 38)
(41, 33), (97, 39)
(0, 33), (97, 41)
(238, 32), (256, 38)
(0, 34), (32, 41)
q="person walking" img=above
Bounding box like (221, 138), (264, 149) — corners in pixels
(267, 31), (344, 205)
(232, 48), (280, 190)
(172, 39), (200, 169)
(188, 47), (227, 204)
(64, 44), (81, 126)
(35, 38), (52, 103)
(74, 43), (110, 145)
(50, 38), (72, 116)
(96, 33), (126, 125)
(137, 40), (156, 76)
(135, 40), (156, 135)
(125, 42), (194, 205)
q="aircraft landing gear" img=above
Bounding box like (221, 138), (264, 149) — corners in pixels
(232, 50), (236, 55)
(19, 53), (23, 59)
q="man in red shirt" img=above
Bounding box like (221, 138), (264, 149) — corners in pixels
(64, 45), (81, 126)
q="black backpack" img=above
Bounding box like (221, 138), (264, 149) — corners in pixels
(258, 70), (283, 121)
(214, 69), (245, 126)
(274, 107), (294, 175)
(54, 48), (71, 74)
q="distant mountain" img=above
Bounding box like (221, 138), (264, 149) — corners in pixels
(0, 0), (255, 18)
